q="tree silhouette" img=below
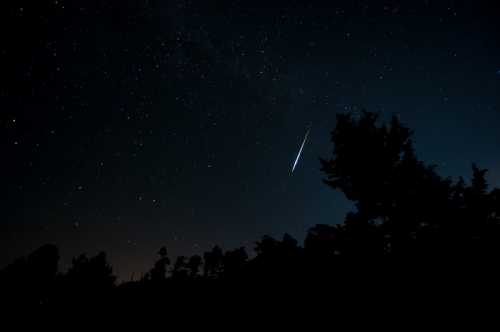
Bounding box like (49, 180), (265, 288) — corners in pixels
(187, 255), (202, 279)
(203, 246), (224, 279)
(171, 256), (189, 280)
(305, 224), (341, 260)
(222, 247), (248, 278)
(319, 111), (500, 275)
(251, 234), (302, 279)
(146, 246), (171, 283)
(65, 252), (116, 291)
(0, 244), (59, 304)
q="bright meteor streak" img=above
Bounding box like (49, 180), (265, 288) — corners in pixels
(291, 127), (311, 173)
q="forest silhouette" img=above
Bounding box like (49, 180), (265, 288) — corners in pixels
(3, 111), (500, 305)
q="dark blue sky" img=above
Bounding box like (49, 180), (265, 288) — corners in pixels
(2, 0), (499, 279)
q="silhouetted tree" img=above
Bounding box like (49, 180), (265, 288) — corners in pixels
(305, 224), (341, 258)
(0, 244), (59, 304)
(222, 247), (248, 278)
(254, 235), (280, 256)
(203, 246), (224, 279)
(171, 256), (189, 280)
(187, 255), (202, 279)
(147, 246), (171, 283)
(318, 110), (500, 274)
(251, 234), (302, 278)
(65, 252), (116, 291)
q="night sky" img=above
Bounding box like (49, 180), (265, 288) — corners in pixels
(2, 0), (500, 279)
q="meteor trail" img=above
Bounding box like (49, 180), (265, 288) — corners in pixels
(291, 126), (311, 173)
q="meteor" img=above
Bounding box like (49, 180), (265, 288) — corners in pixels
(291, 126), (311, 173)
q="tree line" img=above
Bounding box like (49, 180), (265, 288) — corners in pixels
(2, 111), (499, 305)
